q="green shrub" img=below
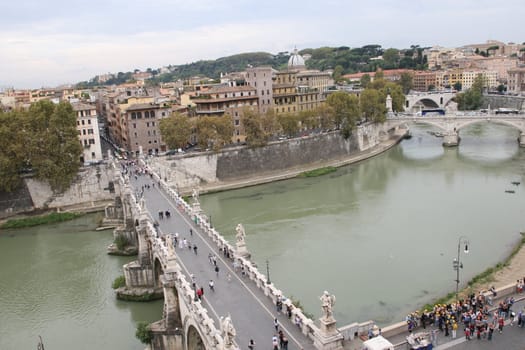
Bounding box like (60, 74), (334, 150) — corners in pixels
(135, 322), (152, 344)
(112, 275), (126, 289)
(298, 167), (337, 178)
(114, 235), (129, 250)
(1, 212), (83, 229)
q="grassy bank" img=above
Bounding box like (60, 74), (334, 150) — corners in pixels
(298, 166), (337, 178)
(420, 234), (525, 311)
(0, 212), (83, 229)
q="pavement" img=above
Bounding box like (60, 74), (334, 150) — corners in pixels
(133, 173), (316, 350)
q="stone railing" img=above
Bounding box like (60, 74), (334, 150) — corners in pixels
(122, 176), (224, 349)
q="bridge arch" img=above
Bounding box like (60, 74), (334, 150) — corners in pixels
(455, 119), (525, 134)
(153, 257), (164, 288)
(405, 93), (456, 112)
(185, 319), (206, 350)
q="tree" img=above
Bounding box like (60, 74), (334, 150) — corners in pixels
(241, 108), (268, 147)
(325, 91), (360, 138)
(360, 74), (371, 88)
(381, 82), (405, 113)
(277, 113), (300, 137)
(399, 72), (413, 94)
(135, 322), (152, 344)
(453, 82), (462, 92)
(332, 65), (345, 82)
(455, 75), (484, 110)
(0, 110), (26, 191)
(360, 89), (387, 123)
(196, 115), (234, 151)
(497, 84), (506, 93)
(25, 101), (82, 193)
(383, 48), (400, 67)
(298, 110), (318, 130)
(315, 104), (336, 131)
(159, 113), (193, 150)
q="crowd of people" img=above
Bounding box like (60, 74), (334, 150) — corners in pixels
(405, 287), (525, 346)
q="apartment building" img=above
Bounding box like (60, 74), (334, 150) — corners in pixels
(193, 85), (258, 143)
(245, 66), (275, 114)
(413, 71), (437, 91)
(71, 102), (103, 164)
(124, 103), (171, 155)
(507, 67), (525, 94)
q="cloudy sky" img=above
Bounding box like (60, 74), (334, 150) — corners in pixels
(1, 0), (523, 89)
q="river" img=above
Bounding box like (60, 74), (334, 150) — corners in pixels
(199, 123), (525, 326)
(0, 123), (524, 349)
(0, 213), (162, 350)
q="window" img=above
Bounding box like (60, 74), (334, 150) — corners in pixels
(91, 152), (95, 158)
(148, 131), (151, 136)
(89, 139), (95, 144)
(81, 120), (85, 125)
(264, 81), (266, 86)
(88, 129), (93, 134)
(153, 130), (156, 135)
(145, 111), (150, 118)
(88, 119), (91, 124)
(146, 122), (150, 127)
(77, 121), (80, 126)
(82, 129), (86, 135)
(78, 130), (81, 135)
(151, 111), (155, 117)
(236, 130), (240, 135)
(133, 123), (136, 128)
(152, 121), (155, 126)
(234, 119), (240, 126)
(137, 112), (142, 119)
(131, 112), (136, 119)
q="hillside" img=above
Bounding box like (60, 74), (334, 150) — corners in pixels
(76, 44), (428, 88)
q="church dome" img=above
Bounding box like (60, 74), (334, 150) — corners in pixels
(288, 48), (305, 70)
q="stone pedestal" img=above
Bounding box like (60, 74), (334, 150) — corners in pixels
(314, 318), (344, 350)
(519, 133), (525, 147)
(442, 133), (459, 147)
(235, 242), (251, 259)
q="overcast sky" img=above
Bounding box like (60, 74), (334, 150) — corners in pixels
(1, 0), (523, 89)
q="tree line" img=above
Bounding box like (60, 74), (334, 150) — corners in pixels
(0, 100), (82, 193)
(160, 76), (404, 150)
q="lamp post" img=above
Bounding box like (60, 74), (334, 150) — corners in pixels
(209, 215), (212, 228)
(266, 260), (271, 284)
(453, 236), (470, 302)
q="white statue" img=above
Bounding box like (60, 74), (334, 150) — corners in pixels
(220, 314), (236, 347)
(139, 196), (146, 211)
(192, 188), (199, 203)
(320, 291), (336, 320)
(235, 223), (246, 243)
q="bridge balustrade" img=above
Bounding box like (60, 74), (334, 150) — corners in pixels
(133, 161), (333, 347)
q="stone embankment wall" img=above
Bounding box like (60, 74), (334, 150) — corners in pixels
(483, 94), (525, 110)
(0, 163), (115, 219)
(152, 123), (388, 193)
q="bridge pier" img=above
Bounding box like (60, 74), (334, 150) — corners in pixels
(442, 133), (459, 147)
(520, 133), (525, 147)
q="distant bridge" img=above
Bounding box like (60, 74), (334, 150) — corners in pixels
(384, 112), (525, 147)
(404, 91), (456, 112)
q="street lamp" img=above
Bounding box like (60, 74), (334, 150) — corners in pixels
(266, 260), (271, 284)
(453, 236), (470, 302)
(209, 214), (212, 228)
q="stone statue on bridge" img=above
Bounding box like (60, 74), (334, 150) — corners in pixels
(234, 223), (250, 259)
(320, 290), (336, 321)
(192, 188), (199, 203)
(235, 224), (246, 244)
(220, 314), (236, 349)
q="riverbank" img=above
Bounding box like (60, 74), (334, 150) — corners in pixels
(198, 129), (407, 194)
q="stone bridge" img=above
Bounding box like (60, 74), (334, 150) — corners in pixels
(404, 91), (457, 112)
(104, 161), (378, 350)
(383, 113), (525, 147)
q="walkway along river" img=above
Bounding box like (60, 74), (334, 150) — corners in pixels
(0, 123), (524, 349)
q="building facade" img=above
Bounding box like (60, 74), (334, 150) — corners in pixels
(245, 66), (275, 114)
(507, 67), (525, 94)
(72, 102), (103, 164)
(124, 103), (171, 155)
(193, 85), (258, 143)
